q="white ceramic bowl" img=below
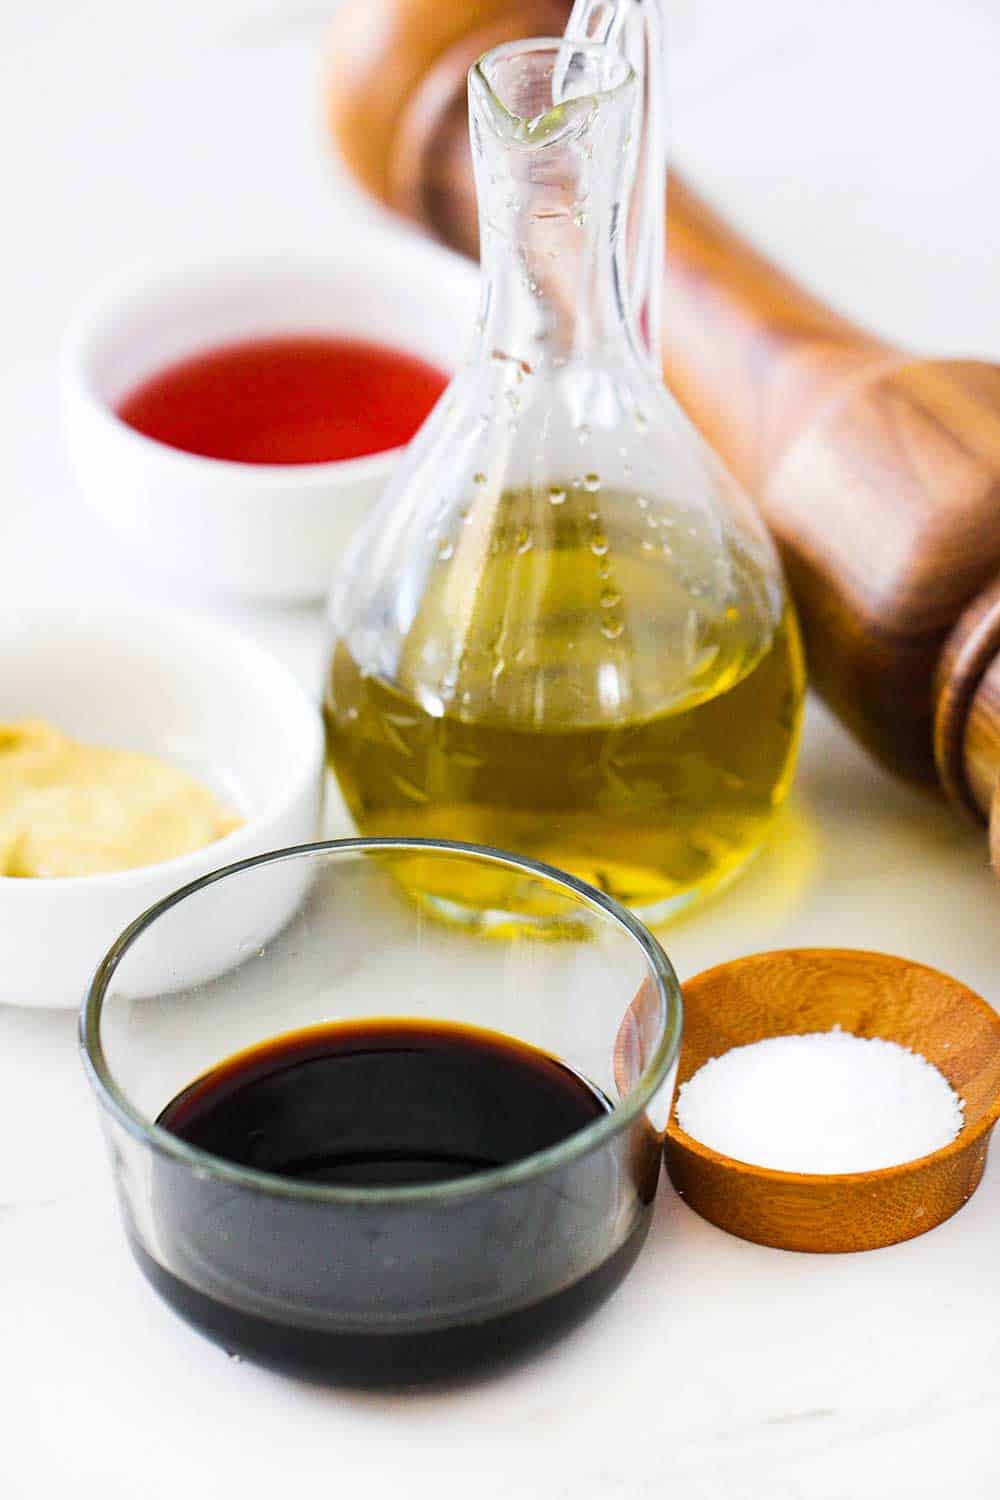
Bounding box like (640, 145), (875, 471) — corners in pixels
(0, 606), (324, 1008)
(60, 238), (480, 601)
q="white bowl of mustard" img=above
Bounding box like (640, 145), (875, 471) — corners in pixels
(0, 606), (324, 1007)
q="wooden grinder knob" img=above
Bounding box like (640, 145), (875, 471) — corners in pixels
(326, 0), (1000, 867)
(936, 580), (1000, 872)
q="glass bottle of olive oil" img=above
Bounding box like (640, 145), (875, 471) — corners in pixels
(323, 35), (805, 928)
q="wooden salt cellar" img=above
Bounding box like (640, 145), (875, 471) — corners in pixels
(325, 0), (1000, 875)
(666, 950), (1000, 1253)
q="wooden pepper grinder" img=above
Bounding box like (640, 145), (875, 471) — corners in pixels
(326, 0), (1000, 871)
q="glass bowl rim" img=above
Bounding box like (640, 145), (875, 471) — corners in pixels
(80, 836), (683, 1206)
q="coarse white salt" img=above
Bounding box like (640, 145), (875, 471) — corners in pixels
(674, 1029), (965, 1173)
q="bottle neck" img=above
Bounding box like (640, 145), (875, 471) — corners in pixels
(476, 166), (631, 367)
(562, 0), (668, 374)
(469, 56), (640, 370)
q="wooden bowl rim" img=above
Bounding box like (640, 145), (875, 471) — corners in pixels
(666, 946), (1000, 1187)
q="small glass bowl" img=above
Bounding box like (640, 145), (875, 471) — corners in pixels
(80, 838), (681, 1386)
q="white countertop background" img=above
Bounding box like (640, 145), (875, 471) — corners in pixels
(2, 2), (999, 1495)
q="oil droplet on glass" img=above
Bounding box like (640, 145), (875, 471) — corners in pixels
(600, 588), (621, 609)
(548, 485), (567, 506)
(474, 472), (487, 486)
(583, 473), (600, 492)
(591, 535), (609, 557)
(437, 538), (454, 561)
(515, 527), (533, 554)
(601, 617), (624, 640)
(634, 410), (648, 433)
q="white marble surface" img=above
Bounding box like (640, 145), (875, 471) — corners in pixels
(3, 2), (1000, 1494)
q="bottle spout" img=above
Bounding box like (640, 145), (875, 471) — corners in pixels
(470, 36), (632, 151)
(563, 0), (667, 372)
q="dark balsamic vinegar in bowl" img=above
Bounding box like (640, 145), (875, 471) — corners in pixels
(158, 1020), (609, 1185)
(82, 840), (680, 1390)
(147, 1018), (648, 1385)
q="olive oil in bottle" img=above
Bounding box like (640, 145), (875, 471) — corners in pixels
(323, 32), (805, 930)
(325, 486), (805, 926)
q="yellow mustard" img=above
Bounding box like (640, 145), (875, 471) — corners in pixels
(0, 719), (242, 877)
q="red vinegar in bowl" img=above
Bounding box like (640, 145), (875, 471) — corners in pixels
(116, 335), (448, 465)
